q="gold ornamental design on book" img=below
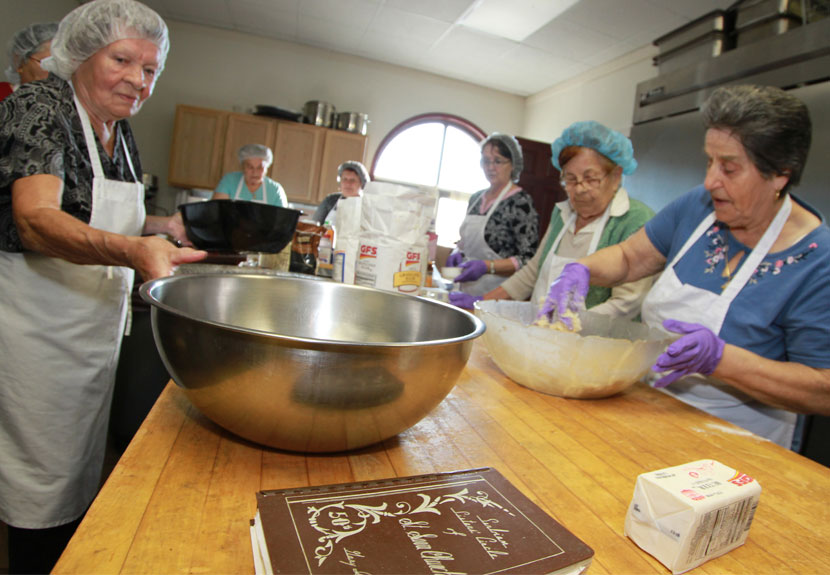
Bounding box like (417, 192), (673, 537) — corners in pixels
(251, 467), (594, 575)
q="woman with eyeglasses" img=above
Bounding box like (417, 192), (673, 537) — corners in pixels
(539, 86), (830, 449)
(451, 121), (655, 315)
(1, 22), (59, 101)
(446, 133), (539, 304)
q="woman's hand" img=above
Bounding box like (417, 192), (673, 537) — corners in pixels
(454, 259), (488, 283)
(449, 292), (482, 310)
(446, 251), (464, 267)
(652, 319), (725, 388)
(143, 213), (192, 246)
(536, 262), (590, 329)
(128, 235), (206, 281)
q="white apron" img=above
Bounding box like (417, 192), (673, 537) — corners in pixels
(234, 176), (268, 204)
(0, 87), (145, 528)
(530, 202), (611, 308)
(641, 196), (795, 448)
(459, 182), (512, 296)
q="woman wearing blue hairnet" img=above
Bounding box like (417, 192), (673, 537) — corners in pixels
(446, 133), (539, 300)
(0, 1), (206, 571)
(451, 122), (654, 316)
(0, 22), (58, 101)
(539, 85), (830, 450)
(212, 143), (288, 206)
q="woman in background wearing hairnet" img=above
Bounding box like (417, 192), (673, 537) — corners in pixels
(0, 1), (205, 572)
(212, 143), (288, 206)
(447, 133), (539, 305)
(0, 22), (59, 101)
(458, 121), (655, 315)
(312, 160), (370, 225)
(539, 85), (830, 449)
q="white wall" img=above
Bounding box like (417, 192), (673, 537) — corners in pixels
(0, 0), (78, 62)
(132, 21), (526, 213)
(3, 2), (664, 214)
(523, 45), (659, 142)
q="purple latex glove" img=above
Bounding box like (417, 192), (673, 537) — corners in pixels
(651, 319), (725, 388)
(446, 251), (464, 267)
(449, 292), (482, 310)
(536, 262), (590, 329)
(454, 259), (488, 283)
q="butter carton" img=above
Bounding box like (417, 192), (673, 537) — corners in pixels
(624, 459), (761, 574)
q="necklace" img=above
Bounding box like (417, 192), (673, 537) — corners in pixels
(721, 232), (745, 291)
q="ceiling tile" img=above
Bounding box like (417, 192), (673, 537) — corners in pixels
(383, 0), (475, 24)
(298, 0), (381, 24)
(523, 18), (619, 63)
(653, 0), (737, 19)
(134, 0), (747, 96)
(561, 0), (683, 41)
(229, 3), (299, 39)
(368, 6), (452, 45)
(296, 16), (366, 51)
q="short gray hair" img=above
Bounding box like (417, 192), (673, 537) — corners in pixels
(702, 85), (811, 194)
(43, 0), (169, 80)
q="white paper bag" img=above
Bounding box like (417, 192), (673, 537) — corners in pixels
(353, 182), (437, 293)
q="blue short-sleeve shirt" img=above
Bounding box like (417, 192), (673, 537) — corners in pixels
(645, 185), (830, 368)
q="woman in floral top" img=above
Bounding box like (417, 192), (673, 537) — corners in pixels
(446, 133), (539, 299)
(539, 85), (830, 449)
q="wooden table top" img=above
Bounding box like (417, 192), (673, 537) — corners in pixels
(54, 342), (830, 575)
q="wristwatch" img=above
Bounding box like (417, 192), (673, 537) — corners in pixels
(489, 260), (496, 274)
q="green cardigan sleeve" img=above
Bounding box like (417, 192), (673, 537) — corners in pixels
(584, 197), (655, 309)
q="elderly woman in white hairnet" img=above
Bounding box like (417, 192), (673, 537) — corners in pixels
(455, 121), (655, 314)
(0, 21), (59, 101)
(447, 133), (539, 307)
(312, 160), (370, 225)
(0, 1), (205, 572)
(212, 143), (288, 206)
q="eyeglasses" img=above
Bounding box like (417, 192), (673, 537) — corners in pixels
(480, 158), (511, 168)
(29, 56), (44, 64)
(561, 171), (610, 190)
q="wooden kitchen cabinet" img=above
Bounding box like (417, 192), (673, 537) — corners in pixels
(220, 113), (278, 177)
(168, 105), (227, 189)
(318, 130), (368, 200)
(168, 104), (367, 203)
(271, 122), (325, 204)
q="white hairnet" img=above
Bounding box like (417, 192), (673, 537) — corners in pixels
(238, 144), (273, 167)
(482, 133), (524, 182)
(551, 121), (638, 175)
(5, 22), (58, 83)
(42, 0), (169, 80)
(337, 161), (370, 188)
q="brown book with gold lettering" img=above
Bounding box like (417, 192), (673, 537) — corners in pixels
(250, 467), (594, 575)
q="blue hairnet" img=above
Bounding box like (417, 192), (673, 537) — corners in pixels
(338, 161), (370, 188)
(238, 144), (273, 167)
(5, 22), (59, 83)
(42, 0), (169, 80)
(550, 121), (637, 175)
(482, 133), (524, 182)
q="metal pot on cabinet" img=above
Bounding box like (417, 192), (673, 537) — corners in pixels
(302, 100), (335, 127)
(333, 112), (370, 135)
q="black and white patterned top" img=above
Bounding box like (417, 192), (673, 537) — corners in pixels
(0, 74), (142, 252)
(466, 188), (539, 265)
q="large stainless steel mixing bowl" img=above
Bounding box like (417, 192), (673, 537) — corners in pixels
(139, 274), (485, 452)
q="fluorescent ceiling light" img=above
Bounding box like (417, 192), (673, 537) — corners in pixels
(460, 0), (581, 42)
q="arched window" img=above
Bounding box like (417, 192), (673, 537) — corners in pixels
(371, 113), (487, 247)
